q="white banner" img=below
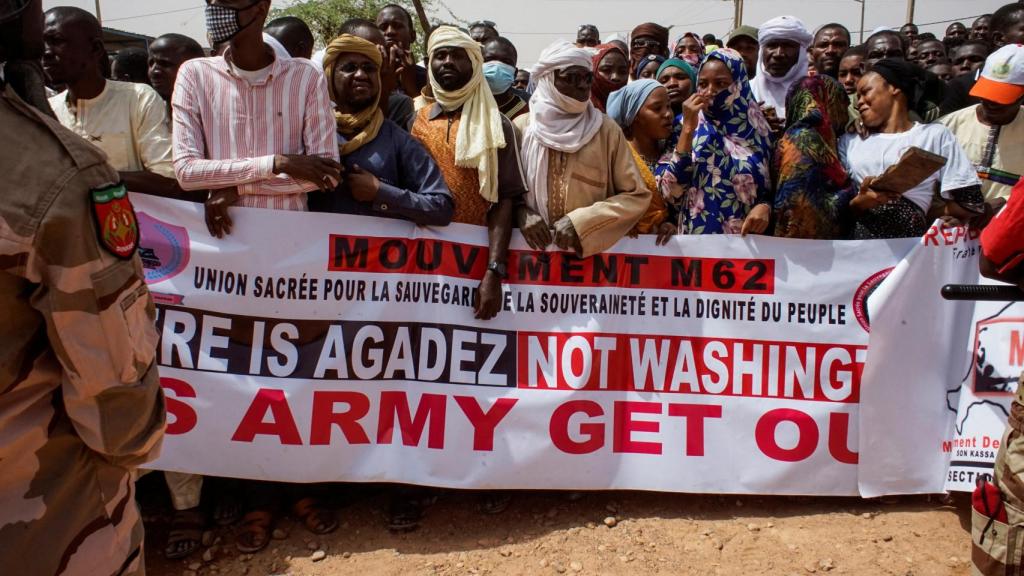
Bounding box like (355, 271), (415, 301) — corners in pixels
(944, 278), (1024, 492)
(134, 195), (945, 496)
(856, 224), (982, 497)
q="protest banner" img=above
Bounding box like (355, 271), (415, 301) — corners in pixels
(134, 194), (937, 496)
(856, 223), (981, 497)
(943, 279), (1024, 492)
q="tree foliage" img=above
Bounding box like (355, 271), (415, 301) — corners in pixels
(270, 0), (452, 56)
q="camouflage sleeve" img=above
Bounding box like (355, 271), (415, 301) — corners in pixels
(28, 169), (165, 468)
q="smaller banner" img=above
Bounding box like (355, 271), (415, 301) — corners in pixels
(944, 280), (1024, 492)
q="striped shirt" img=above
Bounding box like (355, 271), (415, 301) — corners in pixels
(171, 49), (338, 211)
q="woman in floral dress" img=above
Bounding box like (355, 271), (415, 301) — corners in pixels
(656, 48), (773, 235)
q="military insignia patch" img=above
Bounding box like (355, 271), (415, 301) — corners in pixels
(91, 183), (139, 259)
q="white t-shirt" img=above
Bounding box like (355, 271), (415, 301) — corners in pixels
(229, 61), (273, 85)
(838, 122), (981, 212)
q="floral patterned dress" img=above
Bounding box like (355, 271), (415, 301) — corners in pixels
(655, 48), (773, 234)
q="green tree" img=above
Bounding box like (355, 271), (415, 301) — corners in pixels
(270, 0), (456, 58)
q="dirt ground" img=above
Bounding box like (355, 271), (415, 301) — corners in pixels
(142, 477), (975, 576)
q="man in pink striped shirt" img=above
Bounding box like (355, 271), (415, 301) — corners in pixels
(167, 0), (342, 556)
(172, 0), (341, 237)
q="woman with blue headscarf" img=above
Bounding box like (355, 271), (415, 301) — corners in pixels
(607, 79), (674, 243)
(661, 48), (773, 235)
(635, 54), (666, 80)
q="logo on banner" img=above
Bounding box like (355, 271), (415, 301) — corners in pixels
(138, 211), (190, 284)
(972, 318), (1024, 395)
(851, 268), (894, 332)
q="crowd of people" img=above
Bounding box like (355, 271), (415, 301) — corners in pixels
(38, 2), (1024, 252)
(5, 0), (1024, 572)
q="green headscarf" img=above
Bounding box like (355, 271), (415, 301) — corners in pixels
(656, 58), (697, 87)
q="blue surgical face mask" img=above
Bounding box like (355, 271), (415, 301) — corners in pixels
(483, 61), (517, 94)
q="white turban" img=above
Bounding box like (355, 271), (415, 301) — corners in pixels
(750, 15), (812, 116)
(523, 41), (605, 224)
(428, 26), (506, 203)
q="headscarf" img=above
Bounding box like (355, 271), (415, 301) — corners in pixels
(673, 32), (705, 67)
(322, 35), (386, 156)
(773, 75), (853, 239)
(524, 40), (606, 224)
(634, 54), (666, 80)
(656, 58), (697, 87)
(685, 48), (773, 234)
(427, 26), (506, 203)
(630, 23), (670, 77)
(606, 79), (662, 132)
(870, 58), (929, 117)
(631, 23), (670, 52)
(590, 43), (627, 112)
(750, 15), (813, 116)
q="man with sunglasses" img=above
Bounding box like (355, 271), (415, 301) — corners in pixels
(576, 24), (600, 48)
(173, 0), (341, 237)
(629, 22), (669, 80)
(517, 40), (651, 258)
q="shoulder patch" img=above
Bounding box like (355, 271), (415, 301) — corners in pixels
(91, 183), (139, 259)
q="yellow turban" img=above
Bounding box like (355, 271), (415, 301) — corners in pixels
(427, 26), (506, 203)
(322, 34), (385, 156)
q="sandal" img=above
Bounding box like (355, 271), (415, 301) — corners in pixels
(387, 496), (423, 532)
(164, 507), (205, 559)
(235, 510), (275, 553)
(479, 492), (512, 515)
(292, 497), (338, 535)
(213, 491), (243, 526)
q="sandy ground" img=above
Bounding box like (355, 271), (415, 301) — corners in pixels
(142, 477), (975, 576)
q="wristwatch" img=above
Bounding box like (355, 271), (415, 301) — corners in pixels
(487, 261), (508, 280)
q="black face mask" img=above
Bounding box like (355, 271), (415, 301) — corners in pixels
(205, 0), (262, 45)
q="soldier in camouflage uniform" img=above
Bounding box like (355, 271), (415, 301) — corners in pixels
(0, 1), (166, 574)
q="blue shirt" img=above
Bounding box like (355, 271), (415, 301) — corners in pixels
(309, 120), (454, 226)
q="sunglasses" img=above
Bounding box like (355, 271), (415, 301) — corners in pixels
(555, 69), (594, 86)
(470, 20), (497, 29)
(631, 38), (664, 50)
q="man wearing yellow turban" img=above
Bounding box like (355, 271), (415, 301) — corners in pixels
(311, 34), (453, 225)
(411, 25), (527, 319)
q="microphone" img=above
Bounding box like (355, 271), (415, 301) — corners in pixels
(941, 284), (1024, 301)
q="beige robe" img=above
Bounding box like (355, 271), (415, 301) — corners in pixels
(525, 115), (652, 257)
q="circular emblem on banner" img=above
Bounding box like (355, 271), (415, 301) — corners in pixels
(137, 211), (190, 284)
(852, 267), (894, 332)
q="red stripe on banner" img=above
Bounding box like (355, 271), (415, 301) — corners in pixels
(327, 234), (775, 294)
(515, 332), (863, 403)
